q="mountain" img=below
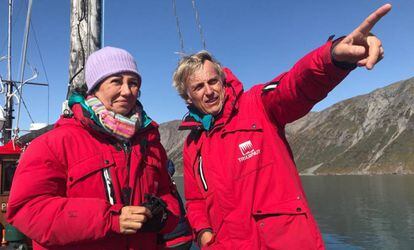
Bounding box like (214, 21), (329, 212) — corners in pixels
(159, 120), (189, 174)
(287, 77), (414, 175)
(160, 77), (414, 175)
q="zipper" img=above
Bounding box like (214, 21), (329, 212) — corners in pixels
(198, 155), (208, 191)
(121, 142), (132, 205)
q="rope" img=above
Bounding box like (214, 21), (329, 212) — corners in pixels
(0, 76), (5, 94)
(10, 80), (35, 124)
(30, 20), (50, 124)
(172, 0), (185, 54)
(12, 61), (36, 124)
(191, 0), (206, 50)
(86, 0), (91, 58)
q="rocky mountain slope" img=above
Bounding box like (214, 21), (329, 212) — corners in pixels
(159, 120), (189, 173)
(160, 77), (414, 175)
(287, 77), (414, 175)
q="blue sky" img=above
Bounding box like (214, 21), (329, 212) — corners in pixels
(0, 0), (413, 133)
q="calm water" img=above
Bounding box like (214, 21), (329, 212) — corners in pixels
(173, 175), (414, 250)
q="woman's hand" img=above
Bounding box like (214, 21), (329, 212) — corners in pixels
(119, 206), (152, 234)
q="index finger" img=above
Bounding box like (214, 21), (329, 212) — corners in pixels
(130, 206), (152, 218)
(354, 4), (392, 35)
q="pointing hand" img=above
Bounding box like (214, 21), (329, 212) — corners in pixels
(332, 4), (392, 70)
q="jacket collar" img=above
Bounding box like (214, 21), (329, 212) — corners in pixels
(179, 67), (244, 131)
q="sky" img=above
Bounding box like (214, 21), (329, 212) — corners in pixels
(0, 0), (413, 136)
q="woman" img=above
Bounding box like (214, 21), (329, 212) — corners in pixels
(6, 47), (179, 250)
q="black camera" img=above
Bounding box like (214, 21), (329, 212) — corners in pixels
(140, 194), (168, 232)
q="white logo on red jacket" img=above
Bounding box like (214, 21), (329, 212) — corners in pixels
(238, 140), (261, 162)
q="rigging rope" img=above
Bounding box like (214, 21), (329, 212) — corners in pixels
(171, 0), (185, 54)
(191, 0), (206, 50)
(30, 20), (50, 124)
(11, 61), (37, 126)
(172, 0), (208, 55)
(0, 75), (4, 94)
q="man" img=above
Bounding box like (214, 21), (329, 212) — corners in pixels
(172, 4), (391, 249)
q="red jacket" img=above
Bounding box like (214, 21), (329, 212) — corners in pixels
(7, 104), (179, 250)
(180, 41), (350, 249)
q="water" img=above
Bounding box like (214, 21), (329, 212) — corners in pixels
(173, 175), (414, 250)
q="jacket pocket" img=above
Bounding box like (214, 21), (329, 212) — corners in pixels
(67, 153), (115, 199)
(252, 198), (318, 249)
(222, 118), (263, 134)
(252, 198), (308, 216)
(222, 119), (271, 179)
(142, 155), (162, 196)
(193, 154), (215, 199)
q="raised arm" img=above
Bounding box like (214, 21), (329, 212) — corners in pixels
(261, 4), (391, 126)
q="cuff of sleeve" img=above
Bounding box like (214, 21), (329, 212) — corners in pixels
(318, 37), (353, 86)
(330, 36), (357, 70)
(196, 228), (214, 248)
(109, 204), (124, 234)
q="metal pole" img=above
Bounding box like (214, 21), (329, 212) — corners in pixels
(7, 0), (12, 82)
(67, 0), (102, 98)
(3, 0), (13, 143)
(15, 0), (33, 137)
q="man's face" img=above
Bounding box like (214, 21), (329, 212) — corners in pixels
(185, 60), (225, 116)
(94, 73), (141, 116)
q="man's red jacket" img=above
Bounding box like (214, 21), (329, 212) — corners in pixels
(180, 41), (351, 249)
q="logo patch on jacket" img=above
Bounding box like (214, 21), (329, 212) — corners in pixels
(238, 140), (261, 162)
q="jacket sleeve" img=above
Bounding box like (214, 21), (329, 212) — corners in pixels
(6, 138), (123, 247)
(183, 142), (212, 238)
(261, 40), (352, 127)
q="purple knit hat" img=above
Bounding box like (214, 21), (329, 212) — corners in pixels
(85, 46), (141, 94)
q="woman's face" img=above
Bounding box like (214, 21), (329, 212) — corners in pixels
(94, 72), (141, 116)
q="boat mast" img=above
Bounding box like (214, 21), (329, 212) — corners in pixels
(67, 0), (102, 98)
(15, 0), (33, 137)
(3, 0), (13, 143)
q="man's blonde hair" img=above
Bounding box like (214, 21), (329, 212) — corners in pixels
(173, 50), (225, 102)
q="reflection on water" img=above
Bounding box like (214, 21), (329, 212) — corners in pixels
(302, 175), (414, 250)
(174, 175), (414, 249)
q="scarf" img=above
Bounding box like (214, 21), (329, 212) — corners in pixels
(86, 96), (143, 141)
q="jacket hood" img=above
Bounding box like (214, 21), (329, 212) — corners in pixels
(179, 67), (244, 131)
(220, 67), (244, 122)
